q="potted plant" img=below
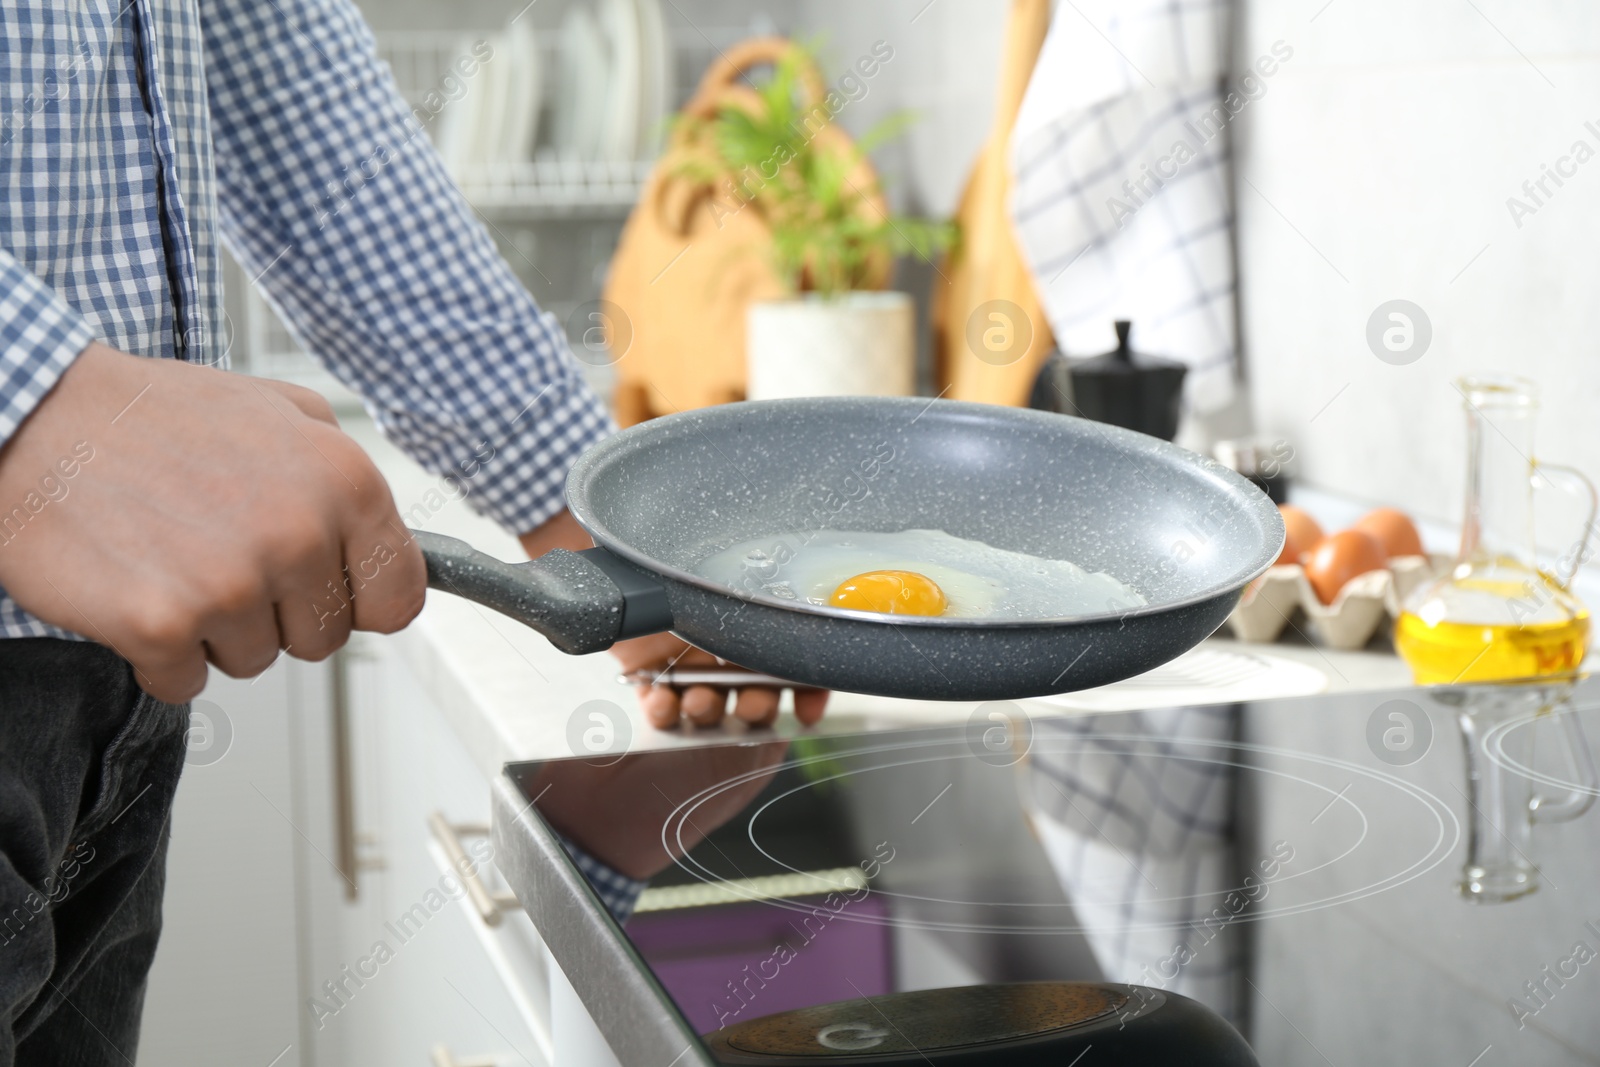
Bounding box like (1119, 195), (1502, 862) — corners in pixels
(672, 43), (953, 400)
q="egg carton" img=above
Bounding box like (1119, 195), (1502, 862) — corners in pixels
(1226, 554), (1452, 650)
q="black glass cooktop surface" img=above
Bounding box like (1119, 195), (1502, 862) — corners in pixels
(509, 679), (1600, 1065)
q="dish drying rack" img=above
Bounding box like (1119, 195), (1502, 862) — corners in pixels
(232, 15), (767, 391)
(374, 25), (736, 215)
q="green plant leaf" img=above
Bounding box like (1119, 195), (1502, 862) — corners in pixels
(665, 40), (953, 296)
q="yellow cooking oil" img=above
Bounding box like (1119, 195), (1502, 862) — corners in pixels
(1395, 574), (1590, 684)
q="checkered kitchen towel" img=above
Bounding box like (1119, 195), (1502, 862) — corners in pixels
(1009, 0), (1240, 413)
(1025, 705), (1246, 1025)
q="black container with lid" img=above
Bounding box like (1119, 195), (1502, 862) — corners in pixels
(1031, 321), (1188, 442)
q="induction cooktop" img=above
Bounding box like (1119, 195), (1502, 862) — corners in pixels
(501, 679), (1600, 1066)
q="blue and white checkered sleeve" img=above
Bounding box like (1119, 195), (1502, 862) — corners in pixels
(558, 835), (649, 925)
(0, 250), (94, 444)
(200, 0), (613, 535)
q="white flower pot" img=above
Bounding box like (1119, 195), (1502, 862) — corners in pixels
(746, 292), (915, 400)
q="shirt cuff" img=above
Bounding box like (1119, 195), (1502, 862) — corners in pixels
(376, 317), (616, 538)
(558, 834), (648, 925)
(0, 254), (95, 444)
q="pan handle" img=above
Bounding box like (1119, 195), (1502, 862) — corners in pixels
(411, 530), (673, 655)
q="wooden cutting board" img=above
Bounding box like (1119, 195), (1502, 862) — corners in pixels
(603, 38), (889, 426)
(931, 0), (1055, 407)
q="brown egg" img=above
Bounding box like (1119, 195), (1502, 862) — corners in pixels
(1352, 507), (1424, 558)
(1304, 529), (1388, 605)
(1276, 504), (1325, 566)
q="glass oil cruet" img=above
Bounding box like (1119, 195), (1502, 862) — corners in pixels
(1396, 377), (1592, 681)
(1396, 375), (1597, 903)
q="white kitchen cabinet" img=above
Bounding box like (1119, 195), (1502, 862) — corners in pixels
(307, 633), (549, 1067)
(143, 635), (555, 1066)
(139, 658), (309, 1066)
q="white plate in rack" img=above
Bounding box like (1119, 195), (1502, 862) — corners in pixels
(554, 6), (610, 161)
(494, 19), (542, 165)
(598, 0), (641, 159)
(632, 0), (673, 155)
(470, 32), (514, 169)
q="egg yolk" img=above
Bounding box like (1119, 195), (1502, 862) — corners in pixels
(829, 570), (949, 616)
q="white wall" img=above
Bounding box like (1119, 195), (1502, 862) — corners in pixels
(810, 0), (1600, 536)
(1236, 0), (1600, 528)
(793, 0), (1005, 217)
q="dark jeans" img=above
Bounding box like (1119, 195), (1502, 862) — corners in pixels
(0, 639), (188, 1066)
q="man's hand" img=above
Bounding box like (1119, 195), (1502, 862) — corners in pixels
(609, 632), (829, 729)
(520, 510), (829, 730)
(0, 343), (426, 702)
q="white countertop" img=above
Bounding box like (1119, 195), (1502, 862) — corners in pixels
(339, 416), (1449, 779)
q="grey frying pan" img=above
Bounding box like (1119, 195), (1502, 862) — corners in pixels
(414, 397), (1283, 701)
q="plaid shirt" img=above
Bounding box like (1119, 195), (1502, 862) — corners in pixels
(0, 0), (613, 640)
(560, 834), (648, 924)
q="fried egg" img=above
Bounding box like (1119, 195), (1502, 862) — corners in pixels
(692, 528), (1146, 620)
(829, 570), (949, 616)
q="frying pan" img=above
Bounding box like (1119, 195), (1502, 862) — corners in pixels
(414, 397), (1283, 701)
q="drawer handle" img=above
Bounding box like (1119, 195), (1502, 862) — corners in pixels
(428, 813), (521, 927)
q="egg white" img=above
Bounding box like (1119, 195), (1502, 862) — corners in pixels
(693, 528), (1146, 620)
